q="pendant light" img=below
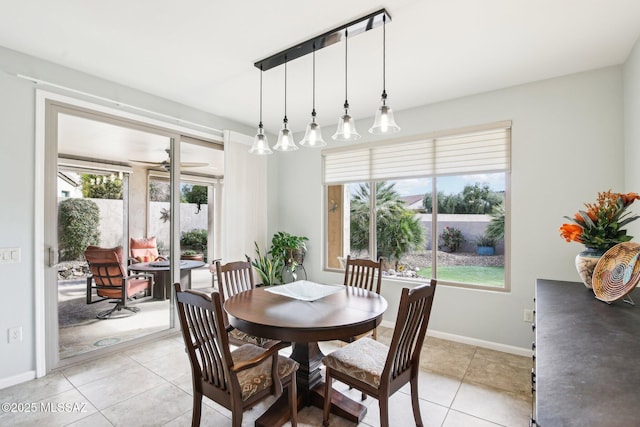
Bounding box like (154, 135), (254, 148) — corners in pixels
(300, 45), (326, 148)
(370, 14), (400, 135)
(273, 58), (298, 151)
(332, 29), (361, 141)
(249, 66), (273, 155)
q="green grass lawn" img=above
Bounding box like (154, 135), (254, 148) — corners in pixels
(417, 266), (505, 287)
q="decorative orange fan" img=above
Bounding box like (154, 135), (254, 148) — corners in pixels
(592, 242), (640, 303)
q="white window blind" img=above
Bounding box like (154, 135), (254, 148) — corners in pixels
(323, 124), (511, 184)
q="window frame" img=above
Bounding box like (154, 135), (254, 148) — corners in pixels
(322, 121), (511, 291)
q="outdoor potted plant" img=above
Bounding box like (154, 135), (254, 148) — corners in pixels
(180, 228), (207, 261)
(180, 249), (204, 261)
(475, 234), (496, 256)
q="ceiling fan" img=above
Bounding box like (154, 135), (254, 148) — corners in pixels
(129, 149), (208, 171)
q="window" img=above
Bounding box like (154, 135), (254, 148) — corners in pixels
(324, 122), (510, 289)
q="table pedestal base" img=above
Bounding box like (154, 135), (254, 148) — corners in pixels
(149, 270), (192, 300)
(254, 384), (367, 427)
(255, 341), (367, 427)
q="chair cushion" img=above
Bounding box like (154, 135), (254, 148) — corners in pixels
(130, 236), (160, 262)
(322, 337), (388, 388)
(232, 344), (299, 401)
(229, 329), (273, 347)
(85, 246), (127, 281)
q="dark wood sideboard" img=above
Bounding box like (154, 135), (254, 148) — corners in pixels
(533, 279), (640, 426)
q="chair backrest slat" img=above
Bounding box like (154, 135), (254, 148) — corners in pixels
(343, 255), (383, 294)
(175, 285), (233, 392)
(383, 280), (437, 382)
(216, 259), (255, 301)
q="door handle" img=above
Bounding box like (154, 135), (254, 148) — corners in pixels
(49, 247), (58, 267)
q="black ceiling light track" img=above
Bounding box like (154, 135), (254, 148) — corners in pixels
(254, 8), (391, 71)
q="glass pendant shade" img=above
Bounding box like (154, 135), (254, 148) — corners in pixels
(333, 104), (361, 141)
(333, 30), (360, 142)
(273, 59), (298, 152)
(369, 14), (400, 135)
(249, 125), (273, 155)
(300, 112), (326, 147)
(273, 119), (298, 151)
(369, 93), (400, 134)
(250, 67), (272, 155)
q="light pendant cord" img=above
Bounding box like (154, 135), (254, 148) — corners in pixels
(284, 59), (288, 124)
(312, 46), (316, 115)
(259, 65), (264, 127)
(382, 15), (386, 96)
(344, 29), (349, 109)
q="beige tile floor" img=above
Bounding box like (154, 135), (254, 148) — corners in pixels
(0, 326), (533, 427)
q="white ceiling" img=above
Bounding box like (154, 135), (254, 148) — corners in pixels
(1, 0), (640, 139)
(57, 113), (224, 175)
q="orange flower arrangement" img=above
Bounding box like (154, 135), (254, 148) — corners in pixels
(559, 190), (640, 251)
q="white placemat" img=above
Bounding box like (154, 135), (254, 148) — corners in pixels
(265, 280), (344, 301)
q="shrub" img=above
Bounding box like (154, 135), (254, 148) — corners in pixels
(439, 226), (464, 252)
(59, 198), (100, 261)
(180, 228), (207, 253)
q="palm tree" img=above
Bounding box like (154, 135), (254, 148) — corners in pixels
(486, 202), (505, 241)
(350, 182), (424, 267)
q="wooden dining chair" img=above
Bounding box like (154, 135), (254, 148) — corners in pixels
(322, 280), (437, 427)
(215, 258), (282, 348)
(342, 255), (383, 341)
(174, 283), (299, 427)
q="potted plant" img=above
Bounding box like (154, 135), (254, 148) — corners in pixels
(270, 231), (308, 267)
(250, 242), (283, 286)
(559, 190), (640, 288)
(181, 249), (204, 261)
(475, 234), (496, 256)
(180, 228), (207, 261)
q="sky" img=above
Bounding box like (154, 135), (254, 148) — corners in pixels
(389, 173), (506, 196)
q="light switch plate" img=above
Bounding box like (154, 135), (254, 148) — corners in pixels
(0, 248), (20, 263)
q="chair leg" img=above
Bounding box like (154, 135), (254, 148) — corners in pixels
(379, 396), (390, 427)
(288, 373), (298, 427)
(322, 371), (333, 426)
(410, 376), (424, 427)
(231, 402), (242, 427)
(191, 391), (202, 427)
(96, 301), (140, 319)
(96, 302), (120, 319)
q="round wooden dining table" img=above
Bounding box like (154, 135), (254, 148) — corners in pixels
(224, 283), (387, 427)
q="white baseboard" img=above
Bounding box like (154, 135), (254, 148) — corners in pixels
(379, 320), (532, 357)
(0, 370), (36, 390)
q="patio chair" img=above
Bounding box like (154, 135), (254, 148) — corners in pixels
(174, 283), (298, 427)
(322, 280), (437, 427)
(84, 245), (154, 319)
(215, 258), (283, 348)
(129, 236), (166, 264)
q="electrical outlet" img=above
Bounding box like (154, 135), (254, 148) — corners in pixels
(8, 326), (22, 343)
(523, 309), (534, 322)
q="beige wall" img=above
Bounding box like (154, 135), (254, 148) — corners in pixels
(271, 65), (625, 351)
